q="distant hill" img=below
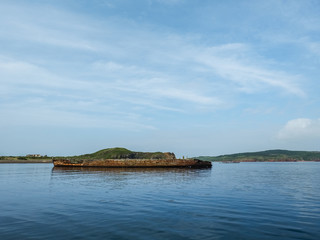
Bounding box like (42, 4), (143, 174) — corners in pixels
(67, 147), (176, 160)
(196, 150), (320, 162)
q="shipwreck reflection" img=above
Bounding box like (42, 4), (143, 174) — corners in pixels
(52, 166), (211, 173)
(51, 166), (212, 188)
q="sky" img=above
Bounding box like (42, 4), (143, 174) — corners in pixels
(1, 0), (320, 157)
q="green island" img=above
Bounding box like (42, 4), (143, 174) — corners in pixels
(0, 147), (175, 163)
(64, 147), (175, 161)
(196, 149), (320, 162)
(1, 148), (320, 163)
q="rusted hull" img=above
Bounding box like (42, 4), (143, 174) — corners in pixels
(53, 159), (212, 168)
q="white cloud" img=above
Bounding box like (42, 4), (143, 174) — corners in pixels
(0, 58), (97, 92)
(150, 87), (221, 105)
(196, 45), (305, 97)
(0, 2), (306, 101)
(303, 39), (320, 56)
(0, 101), (156, 130)
(93, 61), (125, 71)
(278, 118), (320, 139)
(0, 6), (98, 52)
(0, 1), (310, 132)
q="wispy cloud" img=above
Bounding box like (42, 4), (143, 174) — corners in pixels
(195, 44), (305, 96)
(0, 0), (310, 131)
(0, 4), (99, 51)
(0, 105), (156, 130)
(278, 118), (320, 140)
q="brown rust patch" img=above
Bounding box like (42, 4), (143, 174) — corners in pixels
(53, 159), (211, 168)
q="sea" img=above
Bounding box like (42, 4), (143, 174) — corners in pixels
(0, 162), (319, 240)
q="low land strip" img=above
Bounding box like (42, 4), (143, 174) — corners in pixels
(196, 150), (320, 162)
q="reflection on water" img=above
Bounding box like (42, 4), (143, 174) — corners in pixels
(1, 163), (320, 240)
(52, 166), (212, 174)
(51, 166), (212, 191)
(51, 166), (211, 180)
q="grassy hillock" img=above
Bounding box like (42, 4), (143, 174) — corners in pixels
(0, 148), (176, 163)
(197, 150), (320, 162)
(66, 147), (176, 160)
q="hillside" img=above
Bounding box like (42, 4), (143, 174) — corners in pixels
(196, 150), (320, 162)
(66, 147), (176, 160)
(0, 148), (176, 163)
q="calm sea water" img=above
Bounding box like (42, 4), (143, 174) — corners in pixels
(0, 162), (319, 240)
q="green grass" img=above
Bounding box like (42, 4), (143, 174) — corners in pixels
(64, 147), (176, 160)
(1, 148), (176, 162)
(196, 149), (320, 162)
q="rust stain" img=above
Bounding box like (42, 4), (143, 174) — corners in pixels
(53, 159), (212, 168)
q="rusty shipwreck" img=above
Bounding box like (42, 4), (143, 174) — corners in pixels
(52, 147), (212, 169)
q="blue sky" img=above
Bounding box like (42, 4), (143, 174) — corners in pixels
(1, 0), (320, 157)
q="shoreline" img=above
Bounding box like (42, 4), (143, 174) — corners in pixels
(1, 160), (320, 164)
(220, 160), (320, 163)
(0, 160), (53, 163)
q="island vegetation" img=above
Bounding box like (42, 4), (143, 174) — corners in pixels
(196, 149), (320, 162)
(64, 147), (176, 160)
(0, 147), (176, 163)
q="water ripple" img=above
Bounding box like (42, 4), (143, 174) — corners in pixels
(0, 163), (320, 239)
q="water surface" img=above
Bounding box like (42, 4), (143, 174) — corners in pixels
(0, 162), (319, 239)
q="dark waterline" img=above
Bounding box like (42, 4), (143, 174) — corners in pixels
(0, 162), (320, 240)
